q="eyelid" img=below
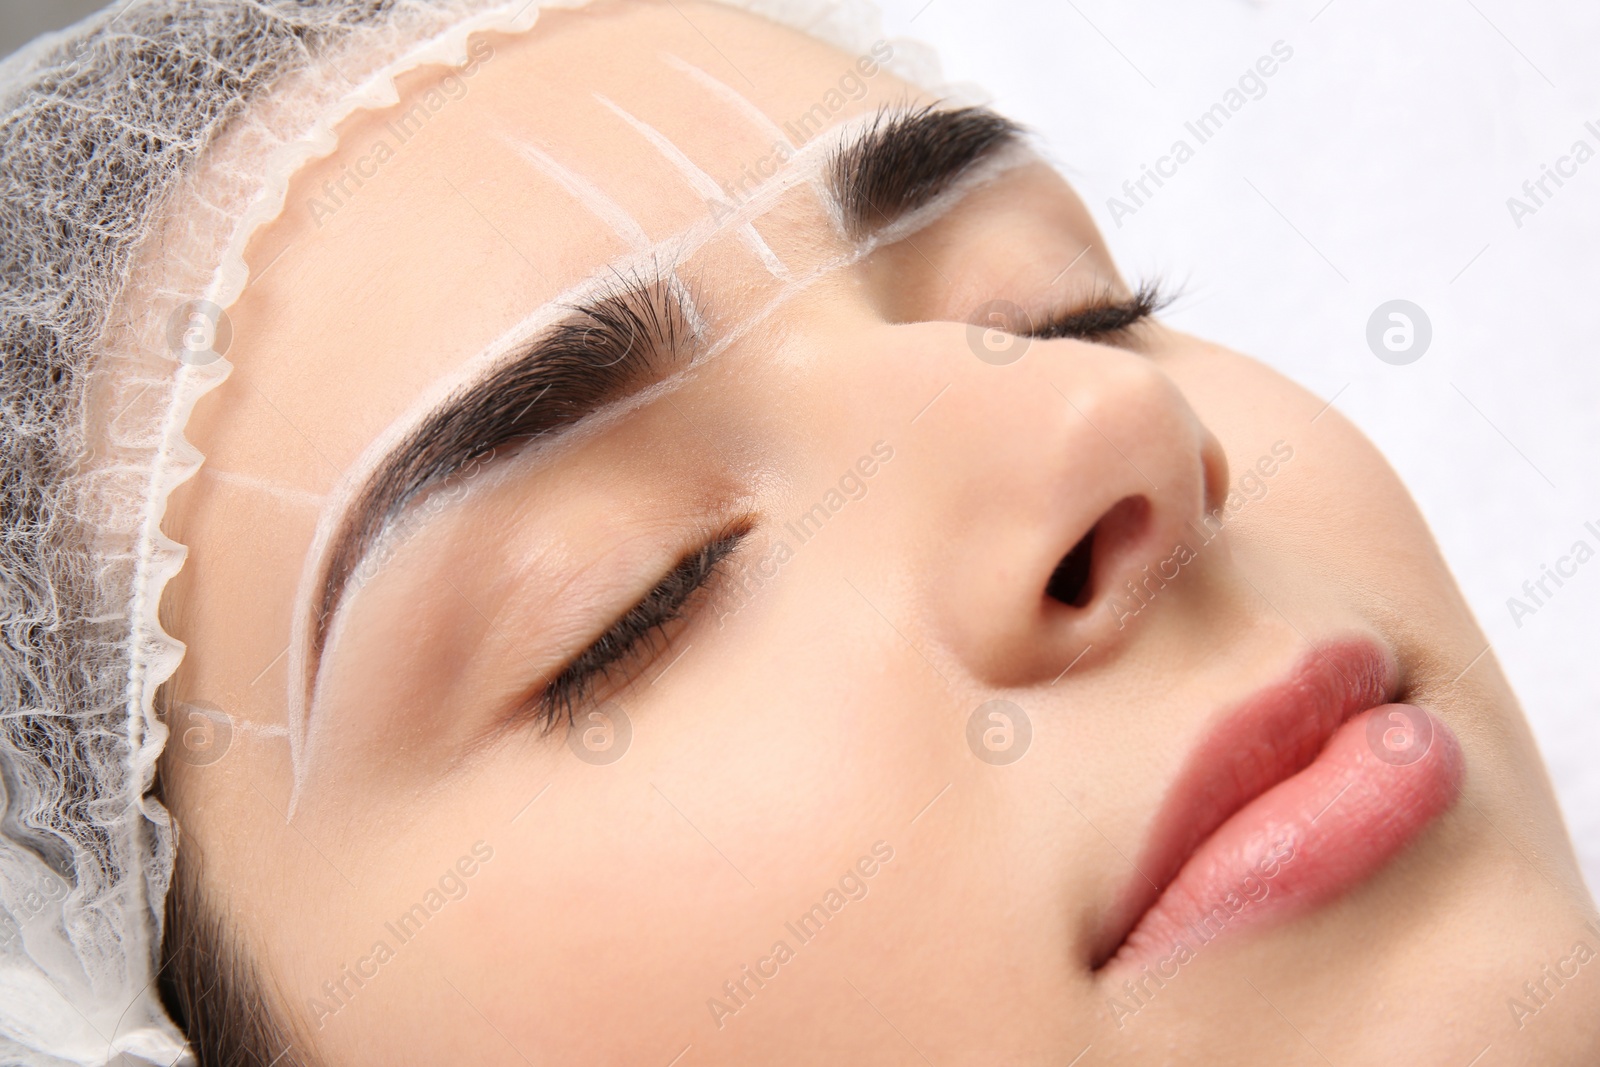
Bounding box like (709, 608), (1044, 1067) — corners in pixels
(527, 521), (751, 733)
(1026, 279), (1170, 342)
(506, 283), (1166, 735)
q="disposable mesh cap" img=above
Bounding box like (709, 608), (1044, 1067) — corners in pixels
(0, 1), (937, 1063)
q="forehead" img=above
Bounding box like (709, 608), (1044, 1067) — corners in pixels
(196, 3), (919, 472)
(166, 2), (926, 729)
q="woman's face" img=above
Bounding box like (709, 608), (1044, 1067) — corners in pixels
(160, 2), (1600, 1063)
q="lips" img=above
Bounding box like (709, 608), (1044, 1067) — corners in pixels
(1094, 639), (1464, 974)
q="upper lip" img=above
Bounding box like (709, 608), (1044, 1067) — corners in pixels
(1090, 637), (1398, 968)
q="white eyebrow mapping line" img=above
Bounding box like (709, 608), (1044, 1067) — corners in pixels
(594, 93), (792, 281)
(292, 353), (714, 810)
(302, 182), (996, 769)
(865, 139), (1034, 250)
(201, 467), (327, 508)
(698, 137), (1038, 367)
(667, 273), (708, 339)
(506, 139), (652, 250)
(280, 257), (708, 813)
(657, 52), (793, 148)
(283, 113), (904, 812)
(703, 245), (865, 368)
(656, 53), (846, 241)
(233, 719), (290, 740)
(503, 138), (710, 337)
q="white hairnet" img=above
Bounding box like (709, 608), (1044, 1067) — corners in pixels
(0, 0), (938, 1063)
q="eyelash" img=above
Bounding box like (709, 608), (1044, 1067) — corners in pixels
(531, 524), (749, 732)
(525, 281), (1166, 734)
(1028, 278), (1170, 342)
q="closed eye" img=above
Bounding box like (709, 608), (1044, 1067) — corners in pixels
(1029, 279), (1170, 342)
(519, 283), (1164, 734)
(528, 523), (750, 733)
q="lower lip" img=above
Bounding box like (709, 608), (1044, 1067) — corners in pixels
(1104, 703), (1463, 972)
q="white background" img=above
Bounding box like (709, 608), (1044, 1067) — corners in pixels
(873, 0), (1600, 892)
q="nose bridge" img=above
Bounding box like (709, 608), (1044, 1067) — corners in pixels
(855, 320), (1227, 687)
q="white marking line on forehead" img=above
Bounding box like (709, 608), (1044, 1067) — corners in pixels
(506, 139), (651, 249)
(594, 93), (792, 280)
(656, 52), (845, 241)
(698, 143), (1038, 367)
(658, 52), (793, 148)
(502, 137), (710, 337)
(505, 137), (710, 336)
(283, 111), (1022, 810)
(201, 466), (327, 509)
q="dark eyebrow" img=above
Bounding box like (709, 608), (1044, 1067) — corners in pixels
(307, 107), (1022, 677)
(828, 104), (1024, 239)
(311, 269), (695, 663)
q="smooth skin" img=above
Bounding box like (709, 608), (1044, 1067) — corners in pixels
(158, 1), (1600, 1063)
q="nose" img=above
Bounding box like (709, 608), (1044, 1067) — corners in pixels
(888, 323), (1229, 686)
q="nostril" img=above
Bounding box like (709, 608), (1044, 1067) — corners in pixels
(1047, 527), (1097, 607)
(1046, 496), (1150, 610)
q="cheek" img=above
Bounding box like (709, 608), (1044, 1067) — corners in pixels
(395, 607), (935, 1039)
(1157, 335), (1466, 626)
